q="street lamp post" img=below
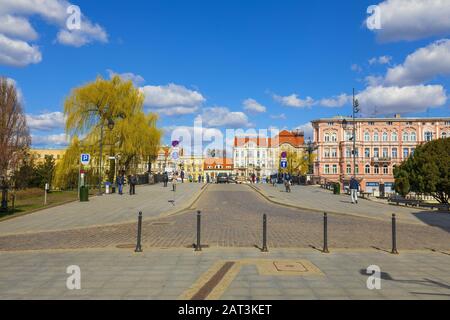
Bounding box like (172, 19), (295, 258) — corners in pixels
(343, 89), (360, 180)
(306, 137), (316, 175)
(97, 118), (115, 196)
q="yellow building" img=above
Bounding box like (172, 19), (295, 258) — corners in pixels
(31, 149), (66, 164)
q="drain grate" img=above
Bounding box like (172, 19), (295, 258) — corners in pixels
(274, 261), (308, 273)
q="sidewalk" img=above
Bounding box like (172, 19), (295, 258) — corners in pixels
(251, 184), (450, 228)
(0, 248), (449, 300)
(0, 183), (206, 235)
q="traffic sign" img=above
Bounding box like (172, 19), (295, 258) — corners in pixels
(281, 160), (288, 169)
(281, 151), (287, 159)
(80, 154), (90, 165)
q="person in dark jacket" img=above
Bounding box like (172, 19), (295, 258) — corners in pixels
(163, 172), (169, 187)
(350, 177), (359, 204)
(117, 173), (125, 195)
(180, 170), (185, 183)
(129, 174), (137, 195)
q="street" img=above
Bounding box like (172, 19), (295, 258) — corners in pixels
(0, 184), (449, 251)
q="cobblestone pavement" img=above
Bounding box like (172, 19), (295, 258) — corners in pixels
(0, 184), (449, 251)
(253, 184), (450, 228)
(0, 183), (204, 235)
(0, 248), (449, 300)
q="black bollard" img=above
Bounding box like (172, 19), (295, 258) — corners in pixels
(391, 214), (399, 255)
(135, 211), (143, 253)
(262, 214), (268, 252)
(323, 213), (330, 253)
(195, 210), (202, 251)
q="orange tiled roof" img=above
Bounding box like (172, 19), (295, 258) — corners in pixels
(234, 130), (304, 148)
(204, 158), (234, 170)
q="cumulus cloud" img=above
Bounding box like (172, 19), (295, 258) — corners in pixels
(107, 69), (145, 86)
(369, 55), (392, 65)
(368, 0), (450, 42)
(357, 85), (447, 115)
(196, 107), (252, 128)
(351, 64), (363, 73)
(243, 98), (266, 113)
(270, 113), (287, 120)
(294, 122), (314, 140)
(0, 34), (41, 67)
(0, 0), (108, 66)
(31, 133), (69, 147)
(141, 83), (205, 116)
(273, 93), (351, 108)
(26, 112), (66, 131)
(384, 39), (450, 86)
(273, 94), (315, 108)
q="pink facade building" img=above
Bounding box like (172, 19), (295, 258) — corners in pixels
(311, 115), (450, 194)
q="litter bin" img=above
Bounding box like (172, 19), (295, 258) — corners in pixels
(105, 182), (111, 194)
(80, 186), (89, 202)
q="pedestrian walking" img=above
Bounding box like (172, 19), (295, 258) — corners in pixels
(172, 172), (178, 192)
(180, 170), (185, 183)
(350, 176), (359, 204)
(116, 172), (125, 195)
(284, 179), (291, 193)
(206, 173), (210, 184)
(198, 175), (201, 183)
(129, 174), (137, 195)
(163, 172), (169, 187)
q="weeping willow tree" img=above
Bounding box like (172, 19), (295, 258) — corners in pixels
(54, 76), (162, 189)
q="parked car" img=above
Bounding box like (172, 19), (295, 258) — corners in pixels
(217, 173), (229, 184)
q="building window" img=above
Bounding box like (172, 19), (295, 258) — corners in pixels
(365, 165), (371, 174)
(374, 148), (379, 158)
(365, 148), (370, 158)
(442, 132), (447, 139)
(364, 132), (370, 142)
(324, 148), (330, 158)
(345, 131), (353, 141)
(382, 132), (388, 141)
(346, 164), (351, 174)
(391, 132), (398, 142)
(331, 149), (337, 158)
(327, 122), (334, 126)
(374, 165), (380, 174)
(346, 148), (352, 158)
(332, 165), (338, 174)
(392, 148), (398, 159)
(331, 133), (337, 142)
(368, 122), (375, 126)
(387, 121), (393, 126)
(383, 165), (389, 175)
(324, 133), (330, 142)
(373, 132), (379, 142)
(355, 165), (359, 174)
(410, 132), (417, 142)
(424, 131), (433, 142)
(382, 148), (388, 158)
(403, 132), (409, 142)
(324, 165), (330, 174)
(403, 148), (409, 158)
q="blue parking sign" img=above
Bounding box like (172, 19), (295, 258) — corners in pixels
(81, 154), (90, 165)
(281, 160), (288, 169)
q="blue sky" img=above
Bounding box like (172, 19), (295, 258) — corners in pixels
(0, 0), (449, 148)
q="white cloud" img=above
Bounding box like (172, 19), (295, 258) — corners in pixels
(351, 64), (363, 73)
(318, 94), (351, 108)
(273, 94), (315, 108)
(26, 112), (65, 131)
(0, 34), (41, 67)
(243, 98), (266, 113)
(273, 93), (350, 108)
(0, 0), (108, 66)
(357, 85), (447, 115)
(107, 69), (145, 86)
(270, 113), (287, 120)
(295, 123), (314, 140)
(0, 14), (38, 40)
(384, 39), (450, 86)
(196, 107), (252, 128)
(31, 133), (69, 147)
(141, 83), (205, 116)
(369, 55), (392, 65)
(368, 0), (450, 42)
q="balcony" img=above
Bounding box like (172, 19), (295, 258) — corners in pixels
(371, 157), (392, 164)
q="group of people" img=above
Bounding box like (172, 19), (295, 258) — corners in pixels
(115, 171), (138, 195)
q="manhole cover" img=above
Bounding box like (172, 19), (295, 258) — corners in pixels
(116, 244), (136, 249)
(274, 261), (308, 273)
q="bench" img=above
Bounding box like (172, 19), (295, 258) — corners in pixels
(388, 198), (421, 207)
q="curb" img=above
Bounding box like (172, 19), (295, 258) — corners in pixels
(247, 184), (425, 225)
(0, 184), (210, 238)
